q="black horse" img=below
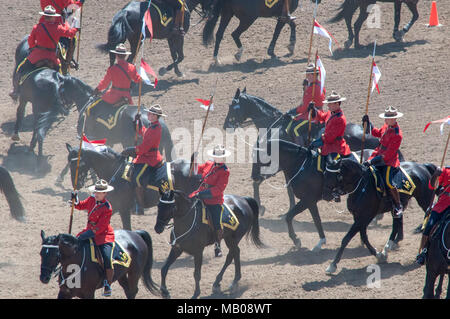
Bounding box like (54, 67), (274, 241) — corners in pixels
(0, 166), (25, 222)
(40, 229), (159, 299)
(327, 0), (419, 49)
(254, 139), (372, 251)
(11, 38), (94, 160)
(422, 213), (450, 299)
(155, 190), (264, 298)
(223, 88), (404, 213)
(77, 100), (174, 157)
(202, 0), (300, 63)
(97, 0), (212, 77)
(324, 157), (435, 274)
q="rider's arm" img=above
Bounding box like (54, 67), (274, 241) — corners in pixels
(28, 25), (38, 49)
(96, 67), (113, 92)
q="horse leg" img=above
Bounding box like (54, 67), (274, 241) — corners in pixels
(393, 1), (403, 41)
(231, 18), (256, 61)
(213, 11), (233, 64)
(353, 5), (370, 49)
(326, 222), (361, 274)
(287, 20), (296, 56)
(343, 2), (358, 49)
(267, 20), (285, 57)
(435, 274), (444, 299)
(127, 33), (140, 67)
(308, 204), (326, 252)
(252, 180), (266, 216)
(401, 1), (419, 36)
(423, 271), (437, 299)
(118, 206), (132, 230)
(160, 246), (182, 299)
(213, 237), (236, 294)
(118, 273), (138, 299)
(191, 252), (203, 299)
(360, 223), (386, 263)
(12, 98), (27, 141)
(446, 275), (450, 299)
(287, 185), (296, 211)
(168, 36), (185, 77)
(285, 200), (310, 248)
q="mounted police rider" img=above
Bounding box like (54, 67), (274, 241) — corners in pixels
(189, 145), (231, 258)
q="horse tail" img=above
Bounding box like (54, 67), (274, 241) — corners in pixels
(243, 196), (265, 248)
(0, 166), (25, 222)
(202, 0), (223, 46)
(97, 10), (133, 53)
(329, 0), (356, 23)
(135, 230), (160, 296)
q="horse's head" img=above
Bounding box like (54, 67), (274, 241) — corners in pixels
(155, 190), (193, 234)
(58, 234), (80, 258)
(324, 158), (366, 200)
(66, 143), (88, 190)
(60, 76), (94, 113)
(40, 230), (61, 284)
(223, 88), (249, 130)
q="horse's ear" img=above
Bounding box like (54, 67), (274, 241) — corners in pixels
(41, 230), (46, 242)
(234, 88), (240, 100)
(66, 143), (73, 153)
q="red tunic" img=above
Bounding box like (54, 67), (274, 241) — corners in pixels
(190, 161), (229, 205)
(75, 196), (115, 245)
(96, 59), (141, 105)
(295, 81), (326, 123)
(368, 123), (402, 168)
(40, 0), (83, 12)
(133, 120), (163, 167)
(316, 109), (351, 156)
(429, 167), (450, 214)
(27, 21), (77, 66)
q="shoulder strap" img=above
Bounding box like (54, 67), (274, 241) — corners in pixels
(40, 23), (58, 49)
(50, 0), (63, 12)
(115, 63), (132, 81)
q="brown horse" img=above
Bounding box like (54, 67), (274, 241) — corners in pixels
(40, 230), (159, 299)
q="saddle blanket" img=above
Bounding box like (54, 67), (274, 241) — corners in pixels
(369, 165), (416, 196)
(265, 0), (280, 9)
(201, 202), (240, 231)
(87, 238), (131, 268)
(122, 159), (174, 193)
(150, 2), (175, 27)
(86, 99), (128, 130)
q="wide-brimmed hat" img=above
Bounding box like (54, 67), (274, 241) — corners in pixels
(378, 106), (403, 119)
(207, 145), (231, 159)
(39, 5), (61, 17)
(110, 43), (131, 55)
(144, 104), (167, 117)
(304, 63), (319, 74)
(88, 179), (114, 193)
(323, 91), (347, 104)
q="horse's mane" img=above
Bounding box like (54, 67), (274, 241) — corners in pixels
(241, 93), (283, 117)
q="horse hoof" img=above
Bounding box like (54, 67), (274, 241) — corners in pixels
(384, 240), (398, 251)
(11, 134), (20, 141)
(376, 251), (388, 263)
(259, 205), (266, 216)
(311, 238), (326, 252)
(175, 71), (185, 78)
(212, 283), (221, 294)
(267, 47), (275, 57)
(161, 288), (171, 299)
(228, 281), (239, 294)
(293, 237), (301, 249)
(191, 291), (200, 299)
(235, 47), (244, 61)
(287, 43), (295, 55)
(393, 30), (405, 42)
(344, 40), (352, 49)
(325, 263), (337, 275)
(159, 67), (168, 76)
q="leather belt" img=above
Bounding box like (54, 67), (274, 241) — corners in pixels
(35, 46), (56, 52)
(112, 86), (130, 92)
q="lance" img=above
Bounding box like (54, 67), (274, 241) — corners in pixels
(307, 0), (319, 64)
(360, 40), (377, 163)
(306, 49), (319, 146)
(76, 5), (83, 64)
(68, 115), (87, 234)
(189, 77), (219, 177)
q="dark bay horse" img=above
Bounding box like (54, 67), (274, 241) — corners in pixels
(254, 139), (371, 251)
(324, 157), (435, 274)
(0, 166), (25, 222)
(97, 0), (212, 77)
(223, 88), (404, 213)
(155, 190), (264, 298)
(202, 0), (300, 63)
(40, 229), (159, 299)
(11, 38), (93, 160)
(422, 213), (450, 299)
(327, 0), (419, 48)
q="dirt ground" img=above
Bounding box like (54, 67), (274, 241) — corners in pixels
(0, 0), (449, 299)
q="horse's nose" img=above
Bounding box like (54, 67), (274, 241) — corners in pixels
(40, 274), (50, 284)
(154, 224), (164, 234)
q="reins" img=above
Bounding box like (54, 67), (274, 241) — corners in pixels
(168, 199), (200, 246)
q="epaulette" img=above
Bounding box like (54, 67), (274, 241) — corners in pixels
(104, 201), (111, 209)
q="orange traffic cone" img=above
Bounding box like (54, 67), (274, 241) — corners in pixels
(427, 1), (441, 27)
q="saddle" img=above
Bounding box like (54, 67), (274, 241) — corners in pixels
(85, 238), (131, 270)
(430, 212), (450, 263)
(368, 165), (416, 197)
(200, 201), (240, 232)
(122, 158), (174, 194)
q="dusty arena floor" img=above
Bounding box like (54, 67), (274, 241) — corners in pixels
(0, 0), (449, 299)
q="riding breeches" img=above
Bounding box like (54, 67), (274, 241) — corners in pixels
(205, 204), (223, 231)
(131, 163), (159, 188)
(99, 242), (114, 270)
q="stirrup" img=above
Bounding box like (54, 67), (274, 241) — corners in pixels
(214, 242), (222, 258)
(103, 280), (112, 297)
(415, 248), (427, 266)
